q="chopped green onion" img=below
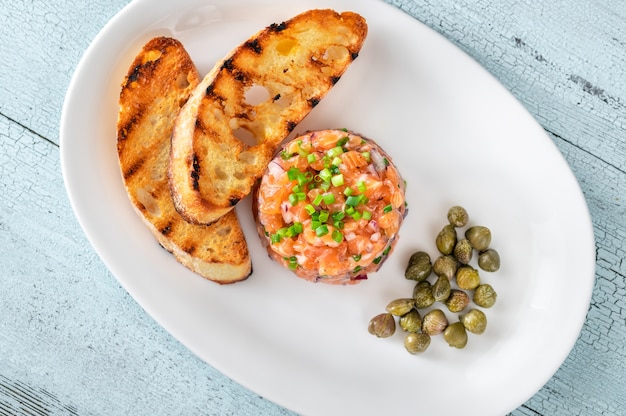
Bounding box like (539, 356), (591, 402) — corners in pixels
(288, 193), (298, 206)
(337, 136), (349, 147)
(331, 156), (342, 167)
(333, 220), (345, 229)
(270, 233), (282, 244)
(311, 220), (321, 230)
(332, 230), (343, 243)
(287, 167), (300, 181)
(305, 204), (316, 215)
(373, 256), (382, 264)
(383, 245), (392, 256)
(319, 168), (332, 183)
(383, 157), (390, 166)
(352, 254), (362, 262)
(318, 210), (329, 223)
(331, 174), (344, 187)
(340, 127), (348, 132)
(295, 192), (306, 201)
(315, 224), (329, 237)
(383, 204), (393, 213)
(361, 151), (371, 162)
(292, 222), (303, 234)
(287, 256), (298, 270)
(357, 181), (367, 193)
(332, 211), (345, 221)
(312, 194), (324, 206)
(346, 194), (362, 207)
(327, 146), (344, 158)
(362, 210), (372, 220)
(319, 182), (331, 191)
(344, 187), (354, 196)
(345, 206), (355, 215)
(351, 211), (362, 220)
(353, 265), (363, 273)
(322, 193), (335, 205)
(307, 153), (317, 164)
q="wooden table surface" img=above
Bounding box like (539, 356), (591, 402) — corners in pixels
(1, 0), (624, 415)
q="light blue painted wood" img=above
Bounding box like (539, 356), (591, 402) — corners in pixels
(1, 0), (625, 415)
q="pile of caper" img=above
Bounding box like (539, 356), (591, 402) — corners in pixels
(368, 206), (500, 354)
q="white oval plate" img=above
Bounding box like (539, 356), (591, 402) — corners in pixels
(60, 0), (595, 415)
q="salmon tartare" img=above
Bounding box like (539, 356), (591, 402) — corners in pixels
(254, 129), (407, 284)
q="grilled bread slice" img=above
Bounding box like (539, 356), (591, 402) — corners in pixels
(117, 37), (252, 284)
(169, 9), (368, 224)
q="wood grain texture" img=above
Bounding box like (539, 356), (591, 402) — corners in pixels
(1, 0), (625, 415)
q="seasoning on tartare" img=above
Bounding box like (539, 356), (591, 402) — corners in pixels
(254, 129), (407, 284)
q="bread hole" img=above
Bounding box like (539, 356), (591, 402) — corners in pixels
(233, 170), (246, 180)
(142, 49), (162, 64)
(238, 151), (257, 165)
(136, 188), (161, 217)
(216, 226), (232, 237)
(214, 166), (228, 180)
(244, 84), (270, 106)
(276, 38), (297, 55)
(323, 45), (349, 61)
(176, 72), (191, 89)
(233, 127), (259, 147)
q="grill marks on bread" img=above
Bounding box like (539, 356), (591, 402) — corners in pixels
(169, 9), (368, 225)
(116, 36), (251, 284)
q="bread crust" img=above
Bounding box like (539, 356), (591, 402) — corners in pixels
(117, 36), (252, 284)
(169, 9), (368, 224)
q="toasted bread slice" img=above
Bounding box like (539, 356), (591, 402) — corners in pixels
(117, 37), (252, 284)
(169, 9), (368, 224)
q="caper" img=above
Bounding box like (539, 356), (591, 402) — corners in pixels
(465, 226), (491, 251)
(456, 265), (481, 290)
(454, 239), (473, 265)
(433, 255), (458, 280)
(386, 298), (415, 316)
(478, 248), (501, 272)
(436, 224), (457, 255)
(368, 313), (396, 338)
(447, 206), (469, 228)
(460, 309), (487, 334)
(422, 309), (448, 335)
(404, 251), (432, 281)
(432, 274), (451, 302)
(399, 309), (422, 332)
(413, 281), (435, 309)
(404, 332), (431, 354)
(443, 321), (468, 348)
(473, 284), (497, 308)
(445, 289), (470, 313)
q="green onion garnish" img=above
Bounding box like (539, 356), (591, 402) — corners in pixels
(312, 194), (324, 206)
(344, 187), (354, 196)
(315, 224), (329, 237)
(337, 136), (349, 147)
(307, 153), (317, 164)
(383, 204), (393, 213)
(331, 174), (344, 187)
(332, 230), (343, 243)
(319, 168), (332, 183)
(327, 146), (344, 158)
(362, 210), (372, 220)
(322, 193), (335, 205)
(352, 254), (362, 262)
(305, 204), (316, 215)
(332, 211), (345, 221)
(346, 194), (362, 207)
